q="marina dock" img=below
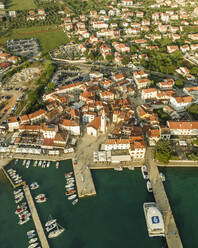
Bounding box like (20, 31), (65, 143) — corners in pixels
(73, 159), (96, 198)
(2, 167), (25, 188)
(146, 148), (183, 248)
(23, 185), (50, 248)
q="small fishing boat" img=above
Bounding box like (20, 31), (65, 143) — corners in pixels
(68, 194), (76, 200)
(56, 162), (59, 169)
(65, 183), (74, 188)
(29, 237), (38, 244)
(14, 189), (22, 195)
(72, 199), (79, 205)
(146, 180), (153, 193)
(47, 161), (50, 168)
(30, 182), (39, 190)
(26, 160), (30, 168)
(38, 161), (42, 167)
(35, 194), (45, 200)
(141, 165), (149, 180)
(22, 160), (26, 166)
(160, 172), (166, 182)
(36, 196), (47, 203)
(27, 230), (35, 236)
(48, 222), (64, 239)
(65, 172), (73, 178)
(28, 242), (39, 248)
(18, 217), (30, 225)
(45, 218), (57, 227)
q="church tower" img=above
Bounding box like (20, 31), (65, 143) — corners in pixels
(100, 109), (106, 133)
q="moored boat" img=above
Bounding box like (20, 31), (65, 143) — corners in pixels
(48, 223), (64, 239)
(160, 172), (166, 182)
(146, 180), (153, 193)
(27, 230), (35, 236)
(29, 237), (38, 244)
(35, 194), (45, 200)
(68, 194), (76, 200)
(72, 199), (79, 205)
(30, 182), (39, 190)
(141, 165), (149, 180)
(28, 242), (39, 248)
(18, 217), (30, 225)
(14, 189), (22, 195)
(45, 218), (57, 227)
(143, 202), (165, 237)
(65, 190), (76, 196)
(36, 196), (47, 203)
(56, 162), (59, 169)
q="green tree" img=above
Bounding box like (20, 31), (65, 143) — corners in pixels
(188, 104), (198, 120)
(155, 140), (171, 164)
(175, 79), (184, 88)
(121, 56), (130, 65)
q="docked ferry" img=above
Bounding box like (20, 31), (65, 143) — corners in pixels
(143, 202), (165, 237)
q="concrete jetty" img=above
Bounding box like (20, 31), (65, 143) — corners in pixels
(146, 148), (183, 248)
(23, 185), (50, 248)
(73, 160), (96, 198)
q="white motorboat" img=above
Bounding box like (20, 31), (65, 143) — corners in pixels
(65, 183), (74, 188)
(114, 166), (123, 171)
(18, 217), (30, 225)
(68, 194), (76, 200)
(143, 202), (165, 237)
(45, 218), (57, 227)
(160, 172), (166, 182)
(65, 171), (73, 178)
(30, 182), (39, 190)
(15, 159), (19, 164)
(14, 192), (24, 199)
(33, 161), (37, 167)
(146, 180), (153, 193)
(72, 199), (79, 205)
(38, 161), (42, 167)
(56, 162), (59, 169)
(22, 160), (26, 166)
(15, 206), (27, 214)
(17, 202), (26, 208)
(66, 187), (74, 191)
(47, 161), (50, 168)
(26, 160), (31, 168)
(27, 230), (35, 236)
(141, 165), (149, 180)
(48, 223), (64, 239)
(28, 242), (39, 248)
(46, 222), (57, 232)
(14, 189), (22, 195)
(7, 169), (14, 173)
(66, 179), (75, 184)
(15, 195), (24, 203)
(18, 211), (31, 220)
(29, 237), (38, 244)
(28, 233), (36, 239)
(36, 196), (47, 203)
(35, 194), (45, 200)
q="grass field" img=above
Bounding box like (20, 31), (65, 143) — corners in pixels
(6, 0), (36, 10)
(0, 25), (69, 55)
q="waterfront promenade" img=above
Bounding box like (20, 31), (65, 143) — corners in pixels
(146, 147), (183, 248)
(23, 185), (50, 248)
(73, 159), (96, 198)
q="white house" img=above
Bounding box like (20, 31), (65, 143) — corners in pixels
(41, 123), (58, 139)
(167, 121), (198, 136)
(8, 117), (19, 132)
(102, 139), (130, 151)
(141, 88), (157, 100)
(59, 119), (80, 136)
(130, 140), (146, 159)
(169, 96), (193, 112)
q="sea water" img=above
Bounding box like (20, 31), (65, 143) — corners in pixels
(0, 160), (165, 248)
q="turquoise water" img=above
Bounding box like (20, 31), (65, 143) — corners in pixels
(0, 160), (164, 248)
(161, 167), (198, 248)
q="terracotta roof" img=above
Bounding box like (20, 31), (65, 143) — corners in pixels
(88, 116), (101, 130)
(8, 117), (18, 123)
(61, 119), (79, 127)
(19, 115), (29, 122)
(105, 139), (130, 145)
(28, 109), (46, 120)
(168, 121), (198, 129)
